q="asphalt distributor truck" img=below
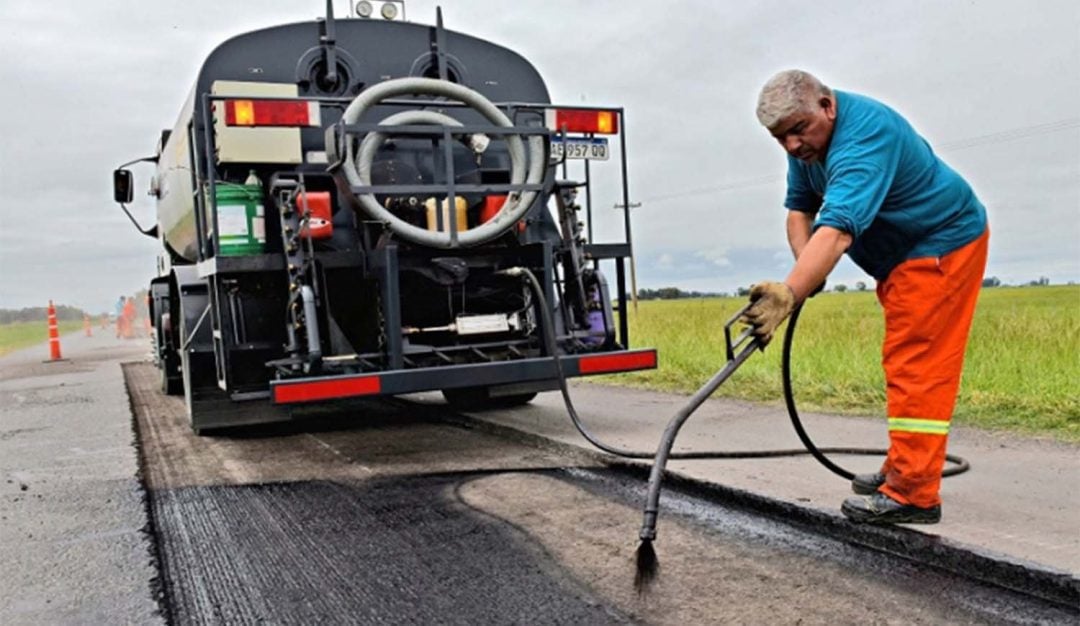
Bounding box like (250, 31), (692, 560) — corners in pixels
(114, 3), (656, 432)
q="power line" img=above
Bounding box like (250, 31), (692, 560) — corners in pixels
(936, 118), (1080, 152)
(640, 117), (1080, 205)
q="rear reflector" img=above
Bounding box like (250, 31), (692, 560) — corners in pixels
(222, 99), (321, 127)
(273, 374), (381, 404)
(545, 108), (619, 135)
(578, 350), (657, 374)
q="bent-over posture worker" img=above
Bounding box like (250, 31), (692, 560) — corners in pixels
(745, 70), (988, 524)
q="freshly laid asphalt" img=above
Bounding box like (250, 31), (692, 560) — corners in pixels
(1, 330), (1077, 624)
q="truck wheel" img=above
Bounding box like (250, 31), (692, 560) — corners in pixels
(442, 387), (537, 411)
(160, 354), (183, 396)
(494, 392), (538, 408)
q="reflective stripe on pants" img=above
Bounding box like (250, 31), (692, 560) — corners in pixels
(876, 228), (989, 508)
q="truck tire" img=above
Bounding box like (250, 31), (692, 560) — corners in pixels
(160, 353), (183, 396)
(494, 392), (538, 408)
(151, 281), (184, 396)
(442, 387), (537, 411)
(157, 311), (183, 396)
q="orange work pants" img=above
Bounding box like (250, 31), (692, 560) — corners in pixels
(876, 229), (989, 508)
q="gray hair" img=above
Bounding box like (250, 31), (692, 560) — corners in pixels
(756, 70), (832, 129)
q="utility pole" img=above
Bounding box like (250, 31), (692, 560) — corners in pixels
(614, 202), (642, 313)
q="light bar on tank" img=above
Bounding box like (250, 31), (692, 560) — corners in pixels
(545, 108), (619, 135)
(222, 99), (321, 127)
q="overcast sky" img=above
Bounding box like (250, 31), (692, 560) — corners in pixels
(1, 0), (1077, 312)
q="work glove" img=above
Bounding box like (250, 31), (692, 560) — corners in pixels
(742, 281), (796, 346)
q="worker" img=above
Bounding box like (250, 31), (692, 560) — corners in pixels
(143, 293), (152, 337)
(745, 70), (988, 524)
(115, 295), (126, 338)
(122, 297), (137, 339)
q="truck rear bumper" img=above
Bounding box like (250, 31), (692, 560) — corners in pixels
(271, 348), (657, 405)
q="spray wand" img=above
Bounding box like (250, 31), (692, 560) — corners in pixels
(498, 267), (762, 588)
(634, 303), (761, 589)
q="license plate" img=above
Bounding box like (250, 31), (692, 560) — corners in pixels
(550, 137), (609, 161)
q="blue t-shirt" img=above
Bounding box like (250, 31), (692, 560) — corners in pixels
(784, 91), (987, 280)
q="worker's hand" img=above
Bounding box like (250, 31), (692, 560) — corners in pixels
(742, 281), (796, 346)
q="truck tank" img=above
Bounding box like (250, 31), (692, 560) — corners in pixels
(156, 17), (549, 262)
(116, 5), (654, 433)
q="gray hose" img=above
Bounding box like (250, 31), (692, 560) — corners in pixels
(339, 77), (545, 248)
(300, 285), (321, 360)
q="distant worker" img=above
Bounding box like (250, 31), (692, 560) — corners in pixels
(122, 297), (137, 340)
(143, 294), (152, 337)
(744, 70), (988, 524)
(115, 295), (126, 338)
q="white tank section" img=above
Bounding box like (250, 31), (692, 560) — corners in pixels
(154, 81), (306, 262)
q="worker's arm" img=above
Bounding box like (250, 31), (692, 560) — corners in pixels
(783, 226), (852, 302)
(786, 210), (816, 260)
(744, 225), (852, 344)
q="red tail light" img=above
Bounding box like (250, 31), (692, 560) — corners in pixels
(222, 99), (321, 127)
(578, 350), (657, 374)
(545, 108), (619, 135)
(273, 374), (382, 404)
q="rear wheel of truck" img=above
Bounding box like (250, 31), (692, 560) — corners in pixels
(160, 353), (183, 396)
(151, 281), (184, 396)
(442, 387), (537, 411)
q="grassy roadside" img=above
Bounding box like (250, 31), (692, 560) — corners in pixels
(600, 285), (1079, 442)
(0, 320), (85, 357)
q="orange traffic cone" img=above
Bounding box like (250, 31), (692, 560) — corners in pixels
(45, 300), (65, 362)
(84, 314), (93, 337)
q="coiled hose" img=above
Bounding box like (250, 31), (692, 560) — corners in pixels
(337, 77), (545, 248)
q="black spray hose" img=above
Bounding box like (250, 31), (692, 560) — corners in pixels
(780, 305), (970, 480)
(498, 267), (970, 590)
(505, 266), (970, 471)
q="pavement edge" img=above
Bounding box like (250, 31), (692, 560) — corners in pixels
(121, 362), (172, 622)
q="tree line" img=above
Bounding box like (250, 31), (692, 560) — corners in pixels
(636, 287), (726, 300)
(0, 290), (150, 324)
(637, 277), (1064, 300)
(0, 305), (93, 324)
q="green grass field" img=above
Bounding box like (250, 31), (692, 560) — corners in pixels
(603, 285), (1079, 441)
(0, 320), (85, 357)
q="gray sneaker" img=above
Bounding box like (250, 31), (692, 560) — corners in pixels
(851, 472), (886, 495)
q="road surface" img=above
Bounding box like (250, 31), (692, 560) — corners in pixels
(125, 361), (1074, 624)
